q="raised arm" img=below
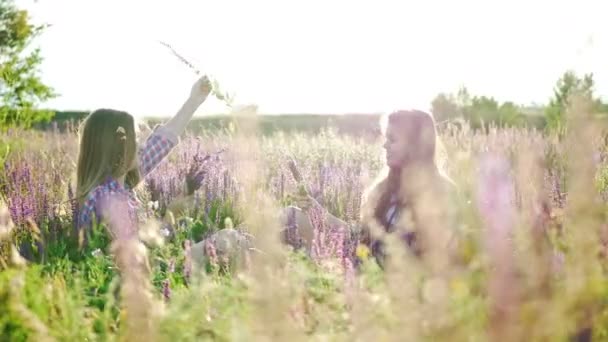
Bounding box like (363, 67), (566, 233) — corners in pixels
(162, 76), (211, 137)
(137, 76), (212, 178)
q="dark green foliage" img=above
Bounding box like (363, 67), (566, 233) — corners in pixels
(544, 71), (606, 135)
(43, 111), (551, 137)
(0, 0), (56, 129)
(431, 86), (544, 131)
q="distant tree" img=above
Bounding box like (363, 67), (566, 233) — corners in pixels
(431, 93), (460, 123)
(432, 86), (526, 129)
(456, 86), (471, 107)
(545, 71), (597, 134)
(467, 96), (499, 127)
(498, 101), (525, 126)
(0, 0), (56, 128)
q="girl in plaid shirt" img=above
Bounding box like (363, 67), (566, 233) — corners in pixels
(75, 75), (212, 238)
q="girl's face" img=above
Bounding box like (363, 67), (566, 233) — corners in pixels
(128, 121), (149, 172)
(383, 122), (410, 169)
(382, 111), (437, 169)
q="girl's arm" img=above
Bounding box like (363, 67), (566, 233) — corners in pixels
(161, 83), (209, 139)
(292, 193), (349, 227)
(137, 76), (212, 178)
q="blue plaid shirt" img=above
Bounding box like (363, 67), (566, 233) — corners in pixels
(78, 126), (177, 234)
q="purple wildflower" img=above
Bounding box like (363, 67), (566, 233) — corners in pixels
(162, 279), (171, 302)
(168, 258), (175, 274)
(476, 152), (519, 338)
(183, 240), (192, 282)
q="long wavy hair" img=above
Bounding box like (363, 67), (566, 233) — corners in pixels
(361, 109), (455, 234)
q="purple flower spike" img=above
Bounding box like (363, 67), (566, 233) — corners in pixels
(162, 279), (171, 301)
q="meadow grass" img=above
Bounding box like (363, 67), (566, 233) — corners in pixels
(1, 99), (608, 341)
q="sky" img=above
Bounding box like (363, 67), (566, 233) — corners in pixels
(15, 0), (608, 117)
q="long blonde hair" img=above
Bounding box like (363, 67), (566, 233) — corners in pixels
(76, 109), (140, 205)
(361, 109), (454, 229)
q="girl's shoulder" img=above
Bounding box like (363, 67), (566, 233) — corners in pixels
(78, 181), (135, 229)
(79, 180), (126, 215)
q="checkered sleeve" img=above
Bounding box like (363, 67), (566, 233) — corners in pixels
(138, 125), (179, 178)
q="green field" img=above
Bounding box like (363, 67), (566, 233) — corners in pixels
(2, 104), (608, 340)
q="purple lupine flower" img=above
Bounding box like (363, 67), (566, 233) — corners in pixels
(204, 184), (213, 216)
(183, 240), (192, 283)
(279, 172), (285, 200)
(342, 254), (356, 308)
(3, 157), (61, 229)
(8, 196), (21, 227)
(477, 153), (516, 244)
(40, 182), (49, 224)
(162, 279), (171, 302)
(308, 205), (349, 266)
(282, 207), (303, 250)
(68, 183), (79, 231)
(318, 163), (327, 201)
(476, 152), (519, 337)
(204, 239), (218, 268)
(21, 197), (33, 223)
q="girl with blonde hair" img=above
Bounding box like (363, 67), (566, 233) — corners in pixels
(75, 75), (212, 237)
(284, 109), (461, 269)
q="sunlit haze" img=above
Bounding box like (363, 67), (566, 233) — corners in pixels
(17, 0), (607, 117)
